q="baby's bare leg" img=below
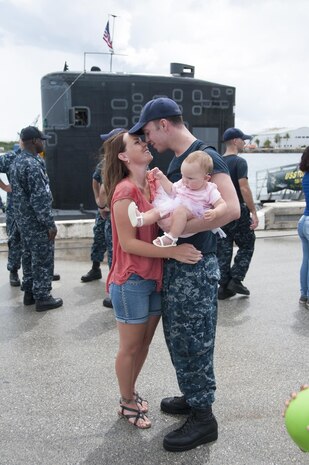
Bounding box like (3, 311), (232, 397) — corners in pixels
(169, 206), (193, 238)
(142, 208), (161, 226)
(128, 201), (162, 227)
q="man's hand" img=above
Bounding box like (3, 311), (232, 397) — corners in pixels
(48, 226), (58, 241)
(250, 212), (259, 230)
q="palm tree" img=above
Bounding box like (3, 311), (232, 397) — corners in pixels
(274, 133), (281, 148)
(255, 138), (260, 148)
(284, 132), (290, 147)
(263, 139), (272, 149)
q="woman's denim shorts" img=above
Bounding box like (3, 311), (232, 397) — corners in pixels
(109, 274), (161, 324)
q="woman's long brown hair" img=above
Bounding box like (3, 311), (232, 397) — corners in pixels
(299, 146), (309, 173)
(102, 130), (129, 207)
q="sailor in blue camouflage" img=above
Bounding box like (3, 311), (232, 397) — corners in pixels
(158, 140), (230, 409)
(217, 203), (255, 285)
(0, 149), (22, 272)
(104, 211), (112, 268)
(10, 140), (56, 300)
(162, 254), (219, 407)
(91, 162), (108, 263)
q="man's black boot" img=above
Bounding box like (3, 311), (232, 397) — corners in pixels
(163, 407), (218, 452)
(23, 291), (35, 306)
(10, 270), (21, 287)
(227, 278), (250, 295)
(36, 295), (63, 312)
(81, 262), (102, 282)
(160, 395), (191, 415)
(52, 274), (61, 281)
(103, 296), (113, 308)
(218, 285), (236, 300)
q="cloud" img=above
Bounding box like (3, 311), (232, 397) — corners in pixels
(0, 0), (309, 140)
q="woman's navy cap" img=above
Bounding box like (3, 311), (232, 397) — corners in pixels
(223, 128), (252, 142)
(100, 128), (124, 141)
(129, 98), (182, 135)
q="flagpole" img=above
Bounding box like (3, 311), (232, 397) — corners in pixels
(109, 14), (117, 72)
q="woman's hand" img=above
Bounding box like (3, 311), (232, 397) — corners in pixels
(169, 243), (203, 264)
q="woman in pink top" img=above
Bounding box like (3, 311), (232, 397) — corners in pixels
(103, 130), (202, 429)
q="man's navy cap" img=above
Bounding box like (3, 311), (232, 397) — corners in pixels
(223, 128), (252, 142)
(20, 126), (50, 141)
(100, 128), (124, 141)
(129, 98), (182, 135)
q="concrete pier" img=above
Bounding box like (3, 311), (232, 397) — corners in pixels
(0, 232), (308, 465)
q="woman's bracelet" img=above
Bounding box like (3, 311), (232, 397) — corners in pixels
(98, 204), (107, 210)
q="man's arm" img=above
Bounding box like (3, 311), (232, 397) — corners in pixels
(239, 178), (259, 230)
(182, 172), (240, 234)
(98, 183), (109, 218)
(92, 179), (101, 207)
(0, 179), (11, 192)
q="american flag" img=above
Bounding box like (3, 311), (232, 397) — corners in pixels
(103, 20), (113, 51)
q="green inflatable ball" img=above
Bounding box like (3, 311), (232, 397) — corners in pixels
(285, 389), (309, 452)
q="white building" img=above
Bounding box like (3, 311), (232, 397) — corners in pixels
(252, 127), (309, 150)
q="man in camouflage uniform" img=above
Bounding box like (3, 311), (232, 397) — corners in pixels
(10, 126), (63, 311)
(81, 129), (122, 308)
(217, 128), (259, 299)
(0, 147), (22, 286)
(129, 98), (240, 452)
(80, 160), (108, 282)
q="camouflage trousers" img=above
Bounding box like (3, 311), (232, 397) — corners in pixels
(162, 253), (219, 408)
(91, 212), (112, 268)
(6, 207), (22, 272)
(20, 230), (54, 300)
(216, 203), (255, 286)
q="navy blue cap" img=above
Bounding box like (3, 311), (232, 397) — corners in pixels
(20, 126), (50, 141)
(100, 128), (124, 141)
(129, 98), (182, 135)
(223, 128), (252, 142)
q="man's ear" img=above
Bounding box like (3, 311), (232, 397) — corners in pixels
(160, 118), (168, 131)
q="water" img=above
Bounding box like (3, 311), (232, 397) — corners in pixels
(0, 152), (303, 206)
(241, 152), (302, 201)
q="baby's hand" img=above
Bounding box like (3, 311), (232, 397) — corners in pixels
(151, 167), (164, 179)
(204, 210), (216, 221)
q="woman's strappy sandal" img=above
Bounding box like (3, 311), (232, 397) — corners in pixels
(134, 391), (149, 413)
(118, 400), (151, 429)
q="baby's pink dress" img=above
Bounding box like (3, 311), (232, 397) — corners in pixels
(153, 180), (224, 237)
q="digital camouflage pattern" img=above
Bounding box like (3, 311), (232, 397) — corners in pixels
(0, 150), (22, 271)
(161, 253), (219, 408)
(10, 151), (56, 299)
(91, 162), (113, 268)
(217, 203), (255, 286)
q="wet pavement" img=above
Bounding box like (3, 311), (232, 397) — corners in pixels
(0, 232), (308, 465)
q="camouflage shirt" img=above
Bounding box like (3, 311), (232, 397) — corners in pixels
(0, 150), (17, 210)
(10, 150), (56, 231)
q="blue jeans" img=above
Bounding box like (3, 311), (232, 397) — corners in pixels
(297, 215), (309, 298)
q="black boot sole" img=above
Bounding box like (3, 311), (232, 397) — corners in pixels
(163, 430), (218, 452)
(36, 301), (63, 312)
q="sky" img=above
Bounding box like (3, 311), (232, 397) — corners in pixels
(0, 0), (308, 141)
